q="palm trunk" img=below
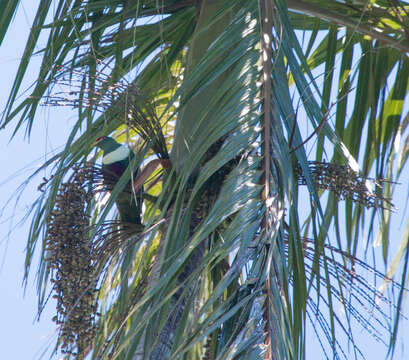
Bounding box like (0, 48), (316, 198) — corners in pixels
(147, 1), (236, 358)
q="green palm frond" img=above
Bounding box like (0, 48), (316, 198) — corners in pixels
(0, 0), (19, 45)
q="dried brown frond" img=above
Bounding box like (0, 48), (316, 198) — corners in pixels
(296, 161), (394, 209)
(93, 221), (144, 262)
(41, 64), (170, 159)
(41, 66), (124, 112)
(117, 86), (169, 159)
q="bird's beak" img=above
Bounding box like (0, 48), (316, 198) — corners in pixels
(91, 140), (99, 148)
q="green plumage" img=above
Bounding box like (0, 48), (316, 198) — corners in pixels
(94, 136), (142, 224)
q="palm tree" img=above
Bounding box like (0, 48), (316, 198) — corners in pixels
(2, 0), (409, 359)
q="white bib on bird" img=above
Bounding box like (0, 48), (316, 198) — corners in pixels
(102, 145), (130, 165)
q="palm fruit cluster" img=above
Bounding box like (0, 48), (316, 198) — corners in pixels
(296, 161), (392, 208)
(45, 164), (98, 357)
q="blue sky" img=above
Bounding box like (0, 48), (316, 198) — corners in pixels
(1, 1), (409, 360)
(0, 2), (72, 358)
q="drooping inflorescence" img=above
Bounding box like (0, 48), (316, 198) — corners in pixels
(43, 162), (147, 358)
(45, 164), (98, 357)
(296, 161), (394, 209)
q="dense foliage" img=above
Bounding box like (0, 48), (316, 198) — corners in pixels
(2, 0), (409, 359)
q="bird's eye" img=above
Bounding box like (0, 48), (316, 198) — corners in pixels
(96, 136), (106, 142)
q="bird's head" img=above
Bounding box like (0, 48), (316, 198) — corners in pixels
(93, 136), (121, 153)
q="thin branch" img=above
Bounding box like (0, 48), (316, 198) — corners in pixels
(139, 1), (195, 17)
(288, 0), (409, 53)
